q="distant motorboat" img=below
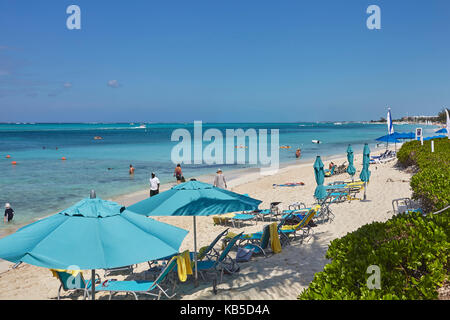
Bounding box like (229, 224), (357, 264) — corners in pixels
(93, 136), (103, 140)
(137, 124), (146, 129)
(334, 122), (342, 125)
(312, 140), (321, 144)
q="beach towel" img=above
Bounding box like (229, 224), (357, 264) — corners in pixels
(50, 268), (82, 279)
(281, 221), (301, 231)
(176, 250), (193, 282)
(273, 182), (305, 187)
(269, 223), (282, 254)
(197, 245), (209, 260)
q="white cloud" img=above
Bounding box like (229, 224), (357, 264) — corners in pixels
(107, 80), (121, 88)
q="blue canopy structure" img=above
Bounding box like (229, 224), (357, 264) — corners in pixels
(0, 196), (188, 299)
(375, 134), (401, 144)
(391, 132), (415, 139)
(422, 135), (447, 141)
(435, 128), (447, 134)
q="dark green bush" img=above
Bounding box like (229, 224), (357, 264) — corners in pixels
(299, 211), (449, 300)
(299, 138), (450, 300)
(397, 138), (450, 212)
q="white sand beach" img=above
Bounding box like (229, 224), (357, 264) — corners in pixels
(0, 150), (414, 300)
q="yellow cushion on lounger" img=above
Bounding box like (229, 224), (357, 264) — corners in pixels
(50, 268), (82, 279)
(281, 222), (301, 231)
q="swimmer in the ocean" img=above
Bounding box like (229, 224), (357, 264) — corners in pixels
(296, 148), (301, 159)
(129, 164), (135, 175)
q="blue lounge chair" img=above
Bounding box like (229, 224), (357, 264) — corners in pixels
(196, 232), (243, 284)
(238, 224), (271, 257)
(95, 257), (178, 300)
(230, 213), (257, 228)
(279, 207), (317, 242)
(104, 264), (135, 277)
(253, 202), (282, 222)
(53, 270), (101, 300)
(198, 228), (230, 261)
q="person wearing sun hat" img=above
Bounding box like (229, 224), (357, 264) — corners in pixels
(4, 203), (14, 223)
(213, 168), (227, 189)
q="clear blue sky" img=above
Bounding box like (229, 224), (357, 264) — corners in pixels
(0, 0), (449, 122)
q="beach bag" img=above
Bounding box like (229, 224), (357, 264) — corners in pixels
(236, 247), (254, 263)
(181, 176), (186, 182)
(284, 215), (302, 226)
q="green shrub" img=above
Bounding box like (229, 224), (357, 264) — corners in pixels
(299, 138), (450, 300)
(299, 210), (449, 300)
(396, 138), (450, 212)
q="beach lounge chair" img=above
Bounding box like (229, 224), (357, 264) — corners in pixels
(212, 213), (235, 225)
(336, 162), (348, 174)
(52, 269), (101, 300)
(279, 207), (318, 242)
(392, 198), (422, 214)
(238, 224), (271, 257)
(230, 213), (257, 228)
(95, 257), (178, 300)
(279, 201), (310, 218)
(196, 232), (243, 284)
(148, 229), (230, 273)
(198, 228), (230, 261)
(370, 150), (396, 164)
(104, 265), (135, 277)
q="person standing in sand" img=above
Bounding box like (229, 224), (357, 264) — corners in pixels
(174, 164), (183, 184)
(4, 203), (14, 223)
(213, 169), (227, 189)
(149, 172), (160, 197)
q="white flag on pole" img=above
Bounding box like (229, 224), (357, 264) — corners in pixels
(387, 108), (394, 135)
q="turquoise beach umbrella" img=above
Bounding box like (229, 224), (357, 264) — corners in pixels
(359, 144), (371, 201)
(346, 145), (356, 179)
(0, 195), (188, 299)
(360, 144), (371, 182)
(128, 180), (262, 282)
(313, 156), (327, 200)
(128, 180), (261, 216)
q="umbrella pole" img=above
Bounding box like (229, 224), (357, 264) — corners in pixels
(193, 216), (198, 287)
(363, 182), (367, 201)
(91, 269), (95, 300)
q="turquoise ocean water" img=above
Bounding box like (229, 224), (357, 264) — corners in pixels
(0, 122), (437, 234)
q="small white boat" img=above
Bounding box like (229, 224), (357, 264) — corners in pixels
(137, 124), (146, 129)
(312, 140), (321, 144)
